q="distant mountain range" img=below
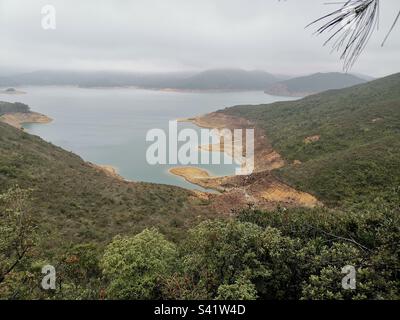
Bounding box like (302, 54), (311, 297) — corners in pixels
(0, 69), (279, 91)
(171, 69), (279, 90)
(0, 69), (372, 94)
(0, 70), (195, 89)
(264, 72), (367, 97)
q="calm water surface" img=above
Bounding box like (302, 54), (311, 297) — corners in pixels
(2, 86), (295, 190)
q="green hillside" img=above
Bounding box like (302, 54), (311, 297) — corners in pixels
(1, 75), (399, 300)
(224, 73), (400, 206)
(0, 122), (213, 250)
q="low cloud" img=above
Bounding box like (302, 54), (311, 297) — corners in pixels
(0, 0), (398, 77)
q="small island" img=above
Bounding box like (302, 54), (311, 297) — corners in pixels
(0, 101), (52, 129)
(0, 87), (26, 95)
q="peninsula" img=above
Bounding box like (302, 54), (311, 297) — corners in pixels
(0, 101), (52, 129)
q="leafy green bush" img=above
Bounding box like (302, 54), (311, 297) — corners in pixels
(101, 228), (177, 299)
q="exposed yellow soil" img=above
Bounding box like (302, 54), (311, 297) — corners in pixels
(260, 184), (319, 208)
(170, 166), (211, 179)
(172, 112), (322, 213)
(0, 112), (52, 129)
(169, 167), (224, 190)
(170, 165), (321, 212)
(181, 112), (285, 172)
(198, 138), (243, 165)
(190, 190), (211, 201)
(304, 135), (320, 144)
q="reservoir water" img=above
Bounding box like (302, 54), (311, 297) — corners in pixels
(1, 86), (294, 190)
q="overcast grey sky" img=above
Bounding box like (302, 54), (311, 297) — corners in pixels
(0, 0), (399, 77)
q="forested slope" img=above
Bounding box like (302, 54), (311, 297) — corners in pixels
(0, 122), (213, 249)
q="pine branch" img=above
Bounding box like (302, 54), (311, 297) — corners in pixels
(307, 0), (386, 71)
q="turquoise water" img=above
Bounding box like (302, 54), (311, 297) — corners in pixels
(2, 86), (295, 190)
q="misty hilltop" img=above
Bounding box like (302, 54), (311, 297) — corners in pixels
(170, 69), (279, 91)
(0, 69), (279, 91)
(0, 69), (373, 94)
(264, 72), (368, 97)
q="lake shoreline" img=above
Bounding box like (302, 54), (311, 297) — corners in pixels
(0, 112), (52, 129)
(170, 111), (321, 212)
(78, 84), (265, 94)
(12, 86), (296, 192)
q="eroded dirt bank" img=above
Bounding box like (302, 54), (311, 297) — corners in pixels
(174, 112), (321, 213)
(179, 112), (284, 172)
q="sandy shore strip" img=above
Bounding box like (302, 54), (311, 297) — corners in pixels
(169, 167), (225, 191)
(0, 112), (52, 129)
